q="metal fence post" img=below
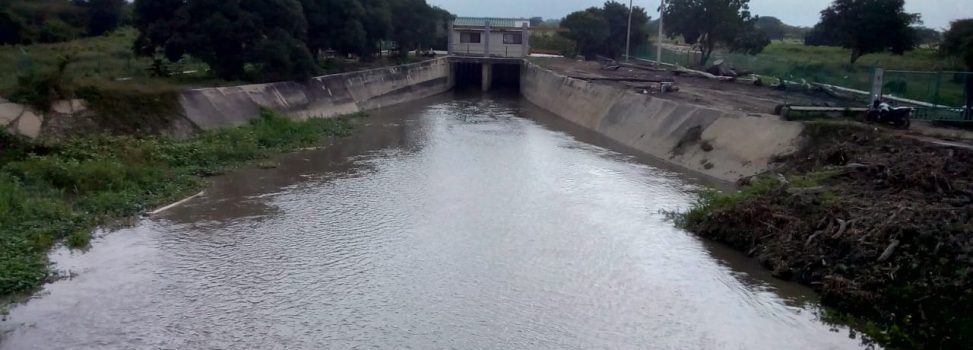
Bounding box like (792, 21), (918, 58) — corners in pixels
(869, 67), (885, 103)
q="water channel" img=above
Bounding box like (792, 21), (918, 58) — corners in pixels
(0, 92), (869, 349)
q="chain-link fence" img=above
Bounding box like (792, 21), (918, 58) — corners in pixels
(634, 43), (973, 122)
(882, 70), (971, 107)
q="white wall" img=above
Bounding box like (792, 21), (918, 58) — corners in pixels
(487, 30), (526, 57)
(450, 29), (527, 58)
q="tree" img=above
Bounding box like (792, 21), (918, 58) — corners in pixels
(942, 19), (973, 70)
(387, 0), (438, 56)
(558, 2), (649, 59)
(358, 0), (393, 58)
(133, 0), (316, 81)
(597, 1), (650, 59)
(754, 16), (785, 41)
(529, 16), (543, 27)
(941, 19), (973, 116)
(913, 26), (941, 46)
(663, 0), (769, 66)
(560, 9), (609, 58)
(804, 0), (920, 64)
(0, 9), (26, 44)
(74, 0), (126, 36)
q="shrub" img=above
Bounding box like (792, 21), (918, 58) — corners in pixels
(8, 56), (73, 112)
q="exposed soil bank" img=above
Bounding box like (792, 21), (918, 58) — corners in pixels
(520, 62), (804, 182)
(680, 122), (972, 349)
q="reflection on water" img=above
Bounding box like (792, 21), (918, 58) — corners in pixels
(0, 91), (868, 349)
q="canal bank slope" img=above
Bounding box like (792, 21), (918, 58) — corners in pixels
(2, 58), (453, 140)
(180, 58), (453, 130)
(520, 61), (804, 183)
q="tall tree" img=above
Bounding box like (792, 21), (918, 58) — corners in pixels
(387, 0), (438, 56)
(942, 19), (973, 71)
(359, 0), (393, 58)
(560, 8), (609, 58)
(754, 16), (785, 41)
(913, 26), (941, 46)
(529, 16), (544, 27)
(597, 1), (650, 59)
(663, 0), (769, 66)
(941, 19), (973, 117)
(133, 0), (315, 81)
(0, 8), (25, 44)
(804, 0), (920, 64)
(74, 0), (126, 36)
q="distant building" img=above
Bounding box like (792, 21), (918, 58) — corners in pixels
(449, 17), (531, 58)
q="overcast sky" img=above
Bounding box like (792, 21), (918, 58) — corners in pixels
(427, 0), (972, 30)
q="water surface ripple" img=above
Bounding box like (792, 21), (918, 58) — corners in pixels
(0, 93), (867, 349)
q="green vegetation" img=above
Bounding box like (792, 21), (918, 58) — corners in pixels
(0, 28), (211, 95)
(133, 0), (452, 81)
(941, 19), (973, 111)
(0, 0), (129, 45)
(663, 0), (769, 65)
(804, 0), (920, 64)
(650, 41), (968, 105)
(943, 19), (973, 71)
(0, 109), (356, 298)
(530, 34), (577, 57)
(2, 0), (451, 98)
(560, 2), (650, 59)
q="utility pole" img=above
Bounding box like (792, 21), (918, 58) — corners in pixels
(625, 0), (633, 62)
(657, 0), (664, 66)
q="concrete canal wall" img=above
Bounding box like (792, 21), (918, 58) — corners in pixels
(520, 62), (805, 182)
(4, 57), (803, 183)
(179, 58), (453, 129)
(2, 58), (453, 139)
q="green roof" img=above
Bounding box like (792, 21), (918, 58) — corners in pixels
(453, 17), (527, 29)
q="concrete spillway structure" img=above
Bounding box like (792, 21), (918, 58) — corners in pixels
(2, 57), (804, 182)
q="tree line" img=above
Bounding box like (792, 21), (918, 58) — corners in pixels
(0, 0), (128, 45)
(548, 0), (971, 70)
(133, 0), (452, 81)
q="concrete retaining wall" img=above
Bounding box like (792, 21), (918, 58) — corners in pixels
(521, 62), (805, 182)
(179, 58), (453, 130)
(1, 59), (453, 140)
(1, 98), (83, 140)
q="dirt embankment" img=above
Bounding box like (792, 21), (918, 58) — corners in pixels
(532, 58), (849, 116)
(682, 122), (972, 349)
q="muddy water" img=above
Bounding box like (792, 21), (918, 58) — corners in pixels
(1, 92), (868, 349)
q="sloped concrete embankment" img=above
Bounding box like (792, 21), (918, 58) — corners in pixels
(2, 58), (453, 139)
(521, 62), (804, 182)
(180, 58), (453, 130)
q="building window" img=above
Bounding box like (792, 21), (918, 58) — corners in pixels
(460, 32), (481, 43)
(503, 33), (522, 44)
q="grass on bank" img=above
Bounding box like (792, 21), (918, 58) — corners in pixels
(0, 28), (216, 95)
(647, 41), (969, 106)
(0, 27), (429, 99)
(0, 109), (355, 298)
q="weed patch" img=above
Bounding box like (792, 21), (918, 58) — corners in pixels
(0, 109), (355, 297)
